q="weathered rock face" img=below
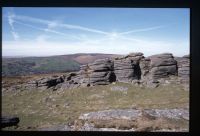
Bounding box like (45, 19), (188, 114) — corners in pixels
(139, 53), (178, 88)
(114, 52), (143, 83)
(147, 53), (177, 79)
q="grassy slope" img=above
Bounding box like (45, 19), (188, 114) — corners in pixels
(2, 82), (189, 130)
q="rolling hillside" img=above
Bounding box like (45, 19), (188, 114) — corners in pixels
(2, 53), (121, 77)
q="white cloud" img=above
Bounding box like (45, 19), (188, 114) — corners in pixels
(12, 14), (168, 36)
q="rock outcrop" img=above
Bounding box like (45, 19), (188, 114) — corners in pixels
(20, 52), (189, 91)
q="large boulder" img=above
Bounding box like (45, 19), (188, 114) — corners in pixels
(147, 53), (177, 80)
(137, 53), (178, 87)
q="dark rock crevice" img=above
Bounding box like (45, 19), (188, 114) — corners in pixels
(133, 63), (141, 80)
(108, 72), (116, 83)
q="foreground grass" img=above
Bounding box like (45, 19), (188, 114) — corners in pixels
(2, 82), (189, 130)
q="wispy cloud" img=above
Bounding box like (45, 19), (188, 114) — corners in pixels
(7, 11), (20, 40)
(14, 20), (82, 41)
(11, 31), (19, 40)
(6, 12), (173, 55)
(118, 25), (165, 35)
(8, 12), (15, 29)
(7, 13), (168, 44)
(12, 14), (109, 35)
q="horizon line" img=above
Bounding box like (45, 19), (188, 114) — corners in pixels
(2, 52), (189, 58)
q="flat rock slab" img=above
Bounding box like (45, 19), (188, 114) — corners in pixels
(79, 109), (142, 120)
(79, 122), (136, 131)
(79, 108), (189, 121)
(39, 125), (72, 131)
(143, 109), (189, 120)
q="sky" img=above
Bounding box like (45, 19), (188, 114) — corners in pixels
(2, 7), (190, 57)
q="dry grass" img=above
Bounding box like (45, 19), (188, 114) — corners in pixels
(2, 79), (189, 130)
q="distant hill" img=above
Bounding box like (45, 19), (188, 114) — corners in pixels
(2, 53), (121, 77)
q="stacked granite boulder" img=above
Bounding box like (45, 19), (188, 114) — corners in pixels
(139, 53), (177, 87)
(76, 59), (115, 86)
(175, 55), (190, 90)
(148, 53), (177, 79)
(113, 53), (143, 83)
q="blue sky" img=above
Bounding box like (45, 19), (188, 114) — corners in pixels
(2, 7), (190, 57)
